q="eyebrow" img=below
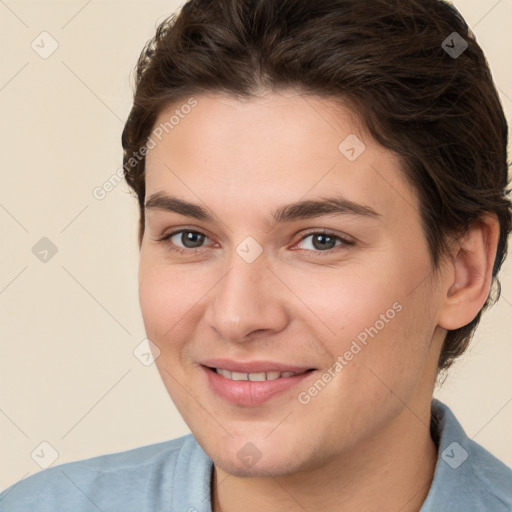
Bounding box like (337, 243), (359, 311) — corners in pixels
(144, 192), (381, 224)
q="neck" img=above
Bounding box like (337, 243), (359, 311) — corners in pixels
(211, 403), (438, 512)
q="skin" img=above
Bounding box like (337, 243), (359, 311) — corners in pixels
(139, 90), (499, 512)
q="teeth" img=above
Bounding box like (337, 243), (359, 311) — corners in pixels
(248, 372), (266, 382)
(216, 368), (232, 379)
(215, 368), (306, 381)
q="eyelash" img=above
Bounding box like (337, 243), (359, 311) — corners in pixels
(157, 229), (354, 257)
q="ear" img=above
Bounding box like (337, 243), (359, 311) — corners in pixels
(438, 214), (500, 331)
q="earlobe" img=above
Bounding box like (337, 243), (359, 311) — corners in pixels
(438, 215), (500, 331)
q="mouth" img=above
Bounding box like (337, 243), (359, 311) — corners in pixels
(201, 363), (317, 406)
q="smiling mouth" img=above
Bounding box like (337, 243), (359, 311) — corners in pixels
(207, 367), (314, 381)
(202, 365), (317, 406)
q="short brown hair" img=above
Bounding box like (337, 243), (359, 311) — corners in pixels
(122, 0), (511, 372)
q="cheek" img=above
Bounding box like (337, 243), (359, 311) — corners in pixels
(138, 256), (202, 346)
(287, 249), (436, 377)
(282, 261), (406, 344)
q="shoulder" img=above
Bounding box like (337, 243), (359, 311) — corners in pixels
(423, 400), (512, 512)
(0, 434), (203, 512)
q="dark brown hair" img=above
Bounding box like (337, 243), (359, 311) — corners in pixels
(122, 0), (511, 372)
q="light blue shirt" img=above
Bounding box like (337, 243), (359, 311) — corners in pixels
(1, 400), (511, 511)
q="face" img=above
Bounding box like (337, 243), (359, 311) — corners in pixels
(139, 91), (446, 478)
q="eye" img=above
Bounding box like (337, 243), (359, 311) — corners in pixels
(158, 229), (212, 253)
(294, 231), (353, 253)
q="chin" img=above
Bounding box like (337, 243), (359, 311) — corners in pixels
(198, 430), (318, 479)
(211, 450), (304, 478)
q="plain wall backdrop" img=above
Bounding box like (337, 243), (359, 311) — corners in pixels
(1, 0), (511, 491)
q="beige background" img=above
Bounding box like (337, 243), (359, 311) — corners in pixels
(1, 0), (511, 491)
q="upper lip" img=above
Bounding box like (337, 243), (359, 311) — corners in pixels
(200, 358), (314, 374)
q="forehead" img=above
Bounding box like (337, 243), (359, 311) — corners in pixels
(144, 91), (419, 225)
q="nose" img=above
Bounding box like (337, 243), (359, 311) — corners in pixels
(204, 254), (289, 343)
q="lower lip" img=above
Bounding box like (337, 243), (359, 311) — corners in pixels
(203, 366), (315, 406)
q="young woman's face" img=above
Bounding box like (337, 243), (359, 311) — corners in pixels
(139, 91), (446, 477)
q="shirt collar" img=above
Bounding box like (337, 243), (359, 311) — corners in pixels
(421, 398), (511, 511)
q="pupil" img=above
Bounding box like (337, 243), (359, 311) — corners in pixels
(312, 234), (336, 250)
(182, 231), (204, 248)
